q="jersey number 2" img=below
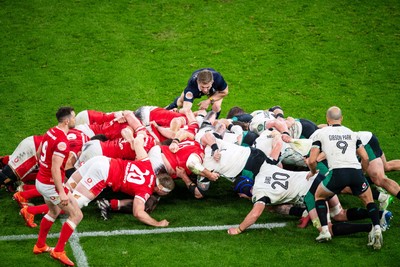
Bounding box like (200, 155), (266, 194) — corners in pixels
(126, 164), (149, 185)
(271, 172), (289, 190)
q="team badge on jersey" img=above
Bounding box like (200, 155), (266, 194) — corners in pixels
(257, 123), (264, 133)
(362, 182), (368, 191)
(185, 92), (193, 100)
(57, 142), (67, 151)
(67, 133), (77, 140)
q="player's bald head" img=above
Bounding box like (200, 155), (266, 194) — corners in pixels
(326, 106), (342, 124)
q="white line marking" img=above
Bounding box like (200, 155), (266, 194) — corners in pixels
(0, 222), (286, 241)
(70, 232), (89, 267)
(59, 217), (89, 267)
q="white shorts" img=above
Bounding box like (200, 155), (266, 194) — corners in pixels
(75, 140), (103, 168)
(136, 106), (153, 126)
(76, 156), (110, 197)
(36, 180), (65, 205)
(75, 110), (90, 125)
(9, 136), (38, 179)
(75, 124), (95, 139)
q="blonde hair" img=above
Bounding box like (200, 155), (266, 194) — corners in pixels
(197, 70), (213, 84)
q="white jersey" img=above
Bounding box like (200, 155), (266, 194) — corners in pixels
(134, 106), (157, 126)
(356, 131), (373, 145)
(202, 138), (251, 180)
(195, 125), (215, 144)
(287, 120), (303, 139)
(75, 124), (95, 138)
(8, 135), (39, 179)
(253, 130), (287, 157)
(312, 125), (361, 169)
(252, 163), (316, 205)
(222, 125), (243, 145)
(249, 110), (276, 135)
(75, 140), (103, 168)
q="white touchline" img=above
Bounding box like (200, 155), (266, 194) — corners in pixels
(70, 231), (89, 267)
(0, 222), (286, 241)
(0, 222), (286, 267)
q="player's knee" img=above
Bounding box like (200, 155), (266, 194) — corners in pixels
(330, 204), (345, 221)
(73, 192), (92, 209)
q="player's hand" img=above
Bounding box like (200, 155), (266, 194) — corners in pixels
(281, 133), (292, 143)
(114, 116), (127, 123)
(213, 150), (221, 162)
(157, 219), (169, 227)
(175, 167), (186, 178)
(198, 100), (210, 110)
(227, 227), (240, 235)
(306, 170), (318, 181)
(59, 191), (69, 206)
(169, 142), (179, 153)
(208, 172), (220, 182)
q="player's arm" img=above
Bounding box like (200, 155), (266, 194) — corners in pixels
(308, 144), (321, 177)
(175, 166), (204, 199)
(52, 154), (68, 206)
(199, 132), (221, 161)
(269, 131), (283, 162)
(227, 201), (266, 235)
(36, 142), (43, 161)
(267, 119), (292, 142)
(209, 86), (229, 102)
(123, 110), (146, 133)
(180, 100), (194, 115)
(121, 127), (135, 150)
(133, 134), (147, 161)
(65, 151), (77, 170)
(186, 153), (219, 182)
(356, 143), (369, 173)
(132, 197), (169, 227)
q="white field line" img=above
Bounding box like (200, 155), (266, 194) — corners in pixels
(0, 222), (286, 241)
(0, 222), (286, 267)
(70, 231), (89, 267)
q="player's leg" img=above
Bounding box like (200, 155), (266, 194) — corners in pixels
(368, 158), (400, 198)
(381, 152), (400, 172)
(358, 187), (382, 250)
(51, 193), (83, 266)
(314, 183), (335, 242)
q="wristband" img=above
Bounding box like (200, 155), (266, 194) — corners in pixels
(172, 138), (180, 143)
(211, 143), (219, 156)
(237, 226), (243, 234)
(211, 143), (219, 152)
(283, 131), (290, 136)
(227, 124), (233, 131)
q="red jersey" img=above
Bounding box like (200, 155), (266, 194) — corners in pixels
(36, 127), (70, 185)
(89, 120), (129, 140)
(180, 123), (199, 137)
(87, 110), (116, 125)
(160, 140), (205, 178)
(101, 138), (136, 160)
(33, 135), (44, 151)
(106, 158), (155, 202)
(67, 128), (90, 157)
(134, 131), (157, 152)
(149, 122), (199, 143)
(150, 107), (188, 126)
